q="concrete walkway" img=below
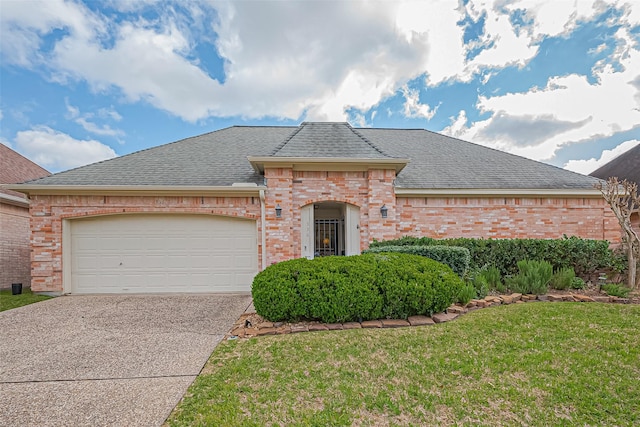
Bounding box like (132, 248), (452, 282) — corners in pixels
(0, 294), (252, 427)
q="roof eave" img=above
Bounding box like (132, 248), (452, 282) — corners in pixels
(0, 192), (30, 208)
(395, 188), (603, 197)
(248, 156), (410, 173)
(4, 184), (266, 197)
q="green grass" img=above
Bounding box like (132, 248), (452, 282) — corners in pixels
(0, 288), (51, 312)
(167, 303), (640, 426)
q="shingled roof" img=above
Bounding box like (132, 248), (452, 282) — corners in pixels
(589, 143), (640, 189)
(21, 123), (599, 190)
(271, 122), (393, 158)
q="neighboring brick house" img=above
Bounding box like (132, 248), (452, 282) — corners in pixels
(590, 142), (640, 234)
(11, 123), (619, 295)
(1, 144), (50, 289)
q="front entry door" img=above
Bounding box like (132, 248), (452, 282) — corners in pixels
(300, 203), (360, 259)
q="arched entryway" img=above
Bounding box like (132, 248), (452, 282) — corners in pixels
(300, 202), (360, 259)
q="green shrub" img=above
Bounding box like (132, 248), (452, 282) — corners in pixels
(457, 283), (477, 305)
(364, 245), (470, 277)
(466, 270), (489, 299)
(570, 277), (586, 289)
(252, 253), (464, 323)
(507, 260), (553, 295)
(551, 267), (575, 290)
(601, 283), (630, 298)
(479, 266), (504, 293)
(370, 236), (616, 280)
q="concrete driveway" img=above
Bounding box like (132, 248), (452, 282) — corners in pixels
(0, 294), (252, 427)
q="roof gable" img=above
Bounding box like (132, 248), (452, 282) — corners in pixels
(270, 122), (392, 159)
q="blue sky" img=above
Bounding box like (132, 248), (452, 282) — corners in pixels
(1, 0), (639, 174)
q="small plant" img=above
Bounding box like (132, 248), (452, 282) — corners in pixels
(551, 267), (575, 290)
(479, 266), (505, 293)
(601, 283), (630, 298)
(466, 271), (489, 299)
(570, 277), (586, 289)
(507, 260), (553, 295)
(457, 283), (477, 305)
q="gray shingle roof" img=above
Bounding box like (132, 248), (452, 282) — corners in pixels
(271, 122), (393, 158)
(24, 123), (600, 190)
(590, 143), (640, 188)
(25, 126), (293, 186)
(358, 128), (600, 189)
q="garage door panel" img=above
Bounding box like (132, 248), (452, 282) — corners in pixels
(70, 214), (257, 293)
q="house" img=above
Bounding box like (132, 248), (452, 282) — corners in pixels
(1, 144), (50, 289)
(9, 122), (619, 295)
(590, 142), (640, 233)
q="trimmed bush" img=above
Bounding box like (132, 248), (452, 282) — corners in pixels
(507, 260), (553, 295)
(370, 236), (616, 279)
(363, 245), (470, 277)
(252, 253), (464, 323)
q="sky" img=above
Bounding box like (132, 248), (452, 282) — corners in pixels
(1, 0), (639, 175)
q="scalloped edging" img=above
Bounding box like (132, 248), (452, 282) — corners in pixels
(226, 293), (640, 340)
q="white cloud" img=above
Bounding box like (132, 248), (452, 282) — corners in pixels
(2, 0), (467, 121)
(462, 7), (539, 78)
(0, 0), (102, 67)
(14, 126), (117, 171)
(401, 85), (437, 120)
(442, 46), (640, 161)
(65, 99), (125, 138)
(564, 140), (639, 174)
(1, 0), (638, 140)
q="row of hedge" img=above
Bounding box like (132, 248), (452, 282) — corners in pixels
(364, 245), (470, 277)
(369, 235), (621, 278)
(252, 253), (464, 323)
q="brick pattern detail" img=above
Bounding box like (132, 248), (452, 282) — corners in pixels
(29, 195), (261, 293)
(396, 196), (621, 242)
(264, 168), (396, 264)
(0, 203), (32, 288)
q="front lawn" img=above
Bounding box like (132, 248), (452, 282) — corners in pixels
(167, 303), (640, 426)
(0, 288), (51, 312)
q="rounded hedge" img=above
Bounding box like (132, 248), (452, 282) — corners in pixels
(251, 253), (464, 323)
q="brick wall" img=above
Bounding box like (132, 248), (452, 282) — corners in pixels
(0, 203), (32, 289)
(29, 194), (261, 293)
(28, 172), (622, 294)
(264, 168), (396, 264)
(396, 196), (620, 242)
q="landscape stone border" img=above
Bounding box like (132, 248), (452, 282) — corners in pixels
(227, 292), (640, 339)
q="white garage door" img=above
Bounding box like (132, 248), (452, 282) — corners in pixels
(69, 214), (258, 293)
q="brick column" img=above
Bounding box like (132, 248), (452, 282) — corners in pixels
(30, 197), (62, 293)
(264, 167), (295, 264)
(367, 168), (397, 244)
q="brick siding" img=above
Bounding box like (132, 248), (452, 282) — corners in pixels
(29, 194), (261, 293)
(0, 203), (32, 288)
(29, 167), (622, 293)
(396, 196), (620, 241)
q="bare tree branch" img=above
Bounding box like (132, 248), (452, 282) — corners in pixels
(596, 177), (640, 289)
